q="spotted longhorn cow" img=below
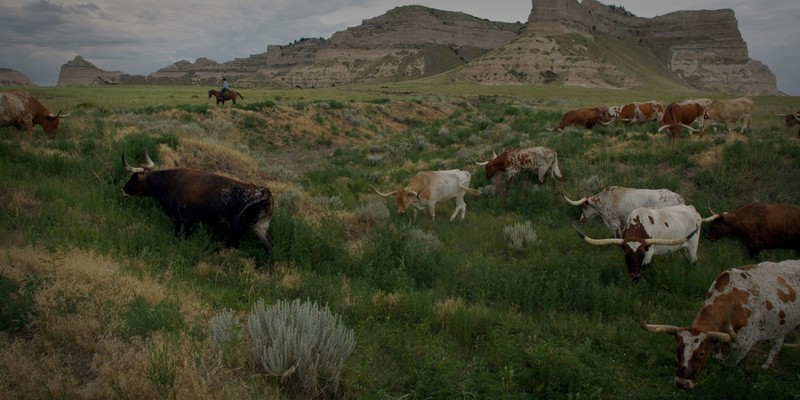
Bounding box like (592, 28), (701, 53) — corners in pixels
(475, 147), (563, 186)
(701, 97), (755, 135)
(603, 101), (665, 125)
(563, 186), (685, 237)
(771, 109), (800, 138)
(121, 150), (274, 251)
(573, 205), (706, 281)
(705, 202), (800, 258)
(642, 259), (800, 390)
(0, 90), (68, 138)
(372, 169), (480, 221)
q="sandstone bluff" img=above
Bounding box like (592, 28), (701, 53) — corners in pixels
(52, 0), (778, 95)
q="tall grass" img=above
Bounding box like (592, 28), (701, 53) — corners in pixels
(1, 85), (799, 399)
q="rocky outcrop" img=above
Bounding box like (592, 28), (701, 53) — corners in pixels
(0, 68), (37, 87)
(52, 2), (778, 95)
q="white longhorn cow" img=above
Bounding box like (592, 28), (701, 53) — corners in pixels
(573, 204), (709, 281)
(372, 169), (480, 221)
(563, 186), (685, 237)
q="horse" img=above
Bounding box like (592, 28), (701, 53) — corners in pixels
(208, 89), (244, 105)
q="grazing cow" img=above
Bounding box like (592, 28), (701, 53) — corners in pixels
(208, 89), (244, 105)
(771, 110), (800, 138)
(572, 205), (705, 281)
(642, 259), (800, 390)
(705, 202), (800, 258)
(563, 186), (685, 237)
(475, 147), (563, 186)
(371, 169), (480, 221)
(551, 105), (611, 130)
(121, 150), (273, 251)
(702, 97), (755, 135)
(658, 100), (709, 140)
(0, 90), (68, 138)
(603, 101), (665, 125)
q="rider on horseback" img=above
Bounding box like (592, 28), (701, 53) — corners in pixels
(219, 77), (229, 100)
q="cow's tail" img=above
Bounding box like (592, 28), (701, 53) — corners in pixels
(459, 181), (481, 196)
(551, 155), (564, 181)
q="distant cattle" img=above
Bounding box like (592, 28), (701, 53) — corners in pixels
(372, 169), (480, 221)
(642, 260), (800, 390)
(121, 150), (273, 251)
(551, 105), (611, 130)
(603, 101), (665, 125)
(573, 205), (705, 281)
(702, 97), (755, 134)
(563, 186), (685, 237)
(658, 100), (709, 140)
(771, 109), (800, 138)
(0, 90), (68, 138)
(475, 147), (563, 187)
(705, 202), (800, 258)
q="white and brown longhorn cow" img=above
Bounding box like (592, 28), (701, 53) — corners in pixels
(474, 147), (563, 185)
(771, 109), (800, 138)
(573, 205), (707, 281)
(0, 90), (69, 138)
(563, 186), (685, 238)
(702, 97), (755, 135)
(372, 169), (480, 221)
(602, 101), (665, 126)
(642, 260), (800, 390)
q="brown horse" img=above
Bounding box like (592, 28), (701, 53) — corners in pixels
(208, 89), (244, 105)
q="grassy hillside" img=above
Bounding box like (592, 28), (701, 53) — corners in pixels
(1, 84), (799, 399)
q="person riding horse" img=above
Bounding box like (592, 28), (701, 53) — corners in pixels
(219, 78), (229, 100)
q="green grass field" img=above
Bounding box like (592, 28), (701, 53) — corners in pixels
(1, 83), (799, 399)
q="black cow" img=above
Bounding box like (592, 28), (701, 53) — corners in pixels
(121, 150), (273, 251)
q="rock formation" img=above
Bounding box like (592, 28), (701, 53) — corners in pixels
(52, 1), (779, 95)
(0, 68), (36, 87)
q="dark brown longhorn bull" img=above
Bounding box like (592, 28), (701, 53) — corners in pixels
(658, 102), (705, 140)
(705, 202), (800, 258)
(208, 89), (244, 105)
(121, 150), (273, 251)
(771, 110), (800, 138)
(551, 105), (611, 130)
(0, 90), (69, 138)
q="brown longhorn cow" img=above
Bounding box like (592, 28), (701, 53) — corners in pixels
(772, 109), (800, 138)
(658, 101), (707, 140)
(705, 202), (800, 258)
(551, 105), (611, 130)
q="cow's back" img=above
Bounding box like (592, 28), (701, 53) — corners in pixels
(752, 203), (800, 251)
(0, 91), (30, 126)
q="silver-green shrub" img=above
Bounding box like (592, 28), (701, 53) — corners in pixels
(247, 299), (355, 398)
(355, 199), (389, 225)
(209, 308), (243, 348)
(504, 220), (538, 252)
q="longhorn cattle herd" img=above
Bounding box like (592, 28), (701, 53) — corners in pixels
(3, 89), (799, 390)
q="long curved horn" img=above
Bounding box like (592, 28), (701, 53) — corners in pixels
(122, 154), (144, 173)
(705, 331), (732, 342)
(771, 111), (790, 117)
(643, 225), (699, 246)
(641, 323), (682, 335)
(572, 223), (623, 246)
(563, 194), (588, 206)
(143, 148), (155, 169)
(681, 123), (700, 132)
(600, 118), (616, 126)
(474, 161), (489, 166)
(657, 124), (670, 132)
(794, 113), (800, 122)
(370, 185), (397, 197)
(47, 110), (71, 118)
(701, 214), (719, 223)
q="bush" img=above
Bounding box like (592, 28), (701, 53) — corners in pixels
(354, 199), (390, 226)
(504, 220), (539, 252)
(247, 298), (355, 399)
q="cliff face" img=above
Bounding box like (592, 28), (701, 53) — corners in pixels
(0, 68), (36, 87)
(52, 2), (779, 95)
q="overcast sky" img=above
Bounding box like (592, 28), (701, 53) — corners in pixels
(1, 0), (797, 95)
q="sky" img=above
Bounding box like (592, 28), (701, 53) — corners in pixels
(1, 0), (797, 95)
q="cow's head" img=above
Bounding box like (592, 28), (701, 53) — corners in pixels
(35, 111), (68, 138)
(475, 151), (506, 180)
(772, 111), (800, 128)
(121, 150), (156, 196)
(562, 194), (598, 223)
(573, 219), (695, 281)
(704, 213), (731, 241)
(371, 185), (419, 214)
(642, 324), (732, 390)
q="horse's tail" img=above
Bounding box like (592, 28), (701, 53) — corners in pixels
(237, 92), (244, 100)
